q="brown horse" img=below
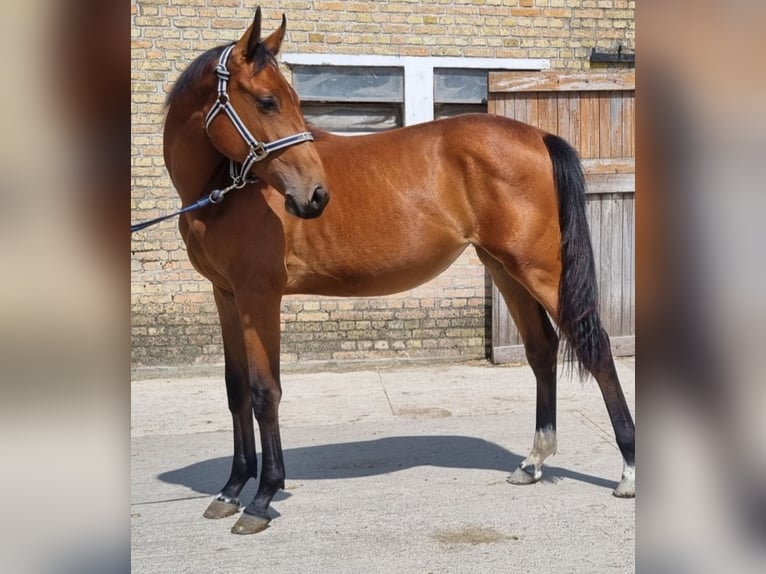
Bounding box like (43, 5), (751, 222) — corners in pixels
(161, 8), (635, 535)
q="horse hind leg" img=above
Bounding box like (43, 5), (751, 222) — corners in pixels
(584, 330), (636, 497)
(543, 232), (636, 495)
(548, 312), (636, 497)
(506, 303), (559, 486)
(507, 304), (560, 487)
(203, 287), (259, 519)
(478, 245), (635, 497)
(542, 131), (635, 497)
(516, 266), (635, 497)
(476, 248), (559, 485)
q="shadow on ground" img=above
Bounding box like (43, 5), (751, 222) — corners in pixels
(158, 435), (618, 495)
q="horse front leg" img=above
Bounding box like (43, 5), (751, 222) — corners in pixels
(203, 365), (258, 518)
(229, 289), (287, 535)
(231, 378), (285, 534)
(204, 287), (259, 519)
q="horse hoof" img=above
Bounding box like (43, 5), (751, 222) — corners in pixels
(507, 465), (542, 485)
(231, 512), (271, 535)
(613, 477), (635, 498)
(203, 497), (241, 519)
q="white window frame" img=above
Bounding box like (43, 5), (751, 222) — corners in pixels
(281, 54), (550, 127)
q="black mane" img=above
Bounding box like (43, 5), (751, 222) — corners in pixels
(165, 43), (231, 109)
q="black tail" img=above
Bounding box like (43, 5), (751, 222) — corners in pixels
(543, 133), (607, 380)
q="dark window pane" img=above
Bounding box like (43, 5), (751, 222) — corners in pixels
(293, 66), (404, 103)
(434, 69), (488, 104)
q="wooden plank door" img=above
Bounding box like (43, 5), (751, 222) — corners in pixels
(487, 70), (635, 364)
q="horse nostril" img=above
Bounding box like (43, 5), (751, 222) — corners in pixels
(310, 186), (328, 208)
(284, 187), (328, 219)
(284, 193), (300, 216)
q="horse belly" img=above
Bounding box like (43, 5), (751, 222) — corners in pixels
(284, 240), (468, 297)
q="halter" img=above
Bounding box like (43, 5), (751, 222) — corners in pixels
(203, 44), (315, 191)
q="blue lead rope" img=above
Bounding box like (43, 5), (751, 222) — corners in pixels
(130, 193), (216, 234)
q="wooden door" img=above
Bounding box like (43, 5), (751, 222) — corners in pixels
(487, 70), (635, 363)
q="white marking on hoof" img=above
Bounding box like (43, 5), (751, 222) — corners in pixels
(524, 427), (558, 468)
(613, 464), (635, 498)
(508, 427), (557, 485)
(531, 427), (557, 460)
(507, 464), (542, 485)
(216, 494), (240, 505)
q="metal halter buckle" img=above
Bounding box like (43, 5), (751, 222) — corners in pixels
(250, 142), (268, 161)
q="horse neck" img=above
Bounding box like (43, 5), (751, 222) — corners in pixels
(164, 87), (228, 206)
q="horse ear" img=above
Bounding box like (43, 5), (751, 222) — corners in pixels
(238, 6), (262, 62)
(262, 14), (287, 56)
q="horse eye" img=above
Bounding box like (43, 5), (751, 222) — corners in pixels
(256, 97), (278, 112)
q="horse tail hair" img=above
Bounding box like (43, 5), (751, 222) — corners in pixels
(542, 132), (607, 380)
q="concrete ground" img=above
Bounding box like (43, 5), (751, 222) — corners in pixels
(131, 358), (635, 573)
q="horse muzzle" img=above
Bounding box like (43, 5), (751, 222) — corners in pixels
(284, 185), (329, 219)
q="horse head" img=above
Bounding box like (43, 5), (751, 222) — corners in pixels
(204, 7), (329, 219)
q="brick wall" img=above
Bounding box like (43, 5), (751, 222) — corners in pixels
(131, 0), (635, 367)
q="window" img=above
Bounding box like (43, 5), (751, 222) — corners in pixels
(283, 54), (549, 133)
(433, 68), (489, 119)
(292, 66), (404, 134)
